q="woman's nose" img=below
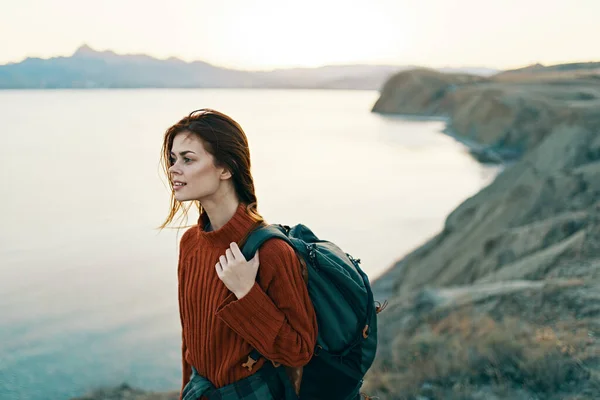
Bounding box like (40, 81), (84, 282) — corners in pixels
(169, 162), (181, 175)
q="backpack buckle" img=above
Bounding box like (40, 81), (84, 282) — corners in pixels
(314, 345), (323, 356)
(242, 355), (258, 371)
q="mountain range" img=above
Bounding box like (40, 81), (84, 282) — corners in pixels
(0, 45), (499, 90)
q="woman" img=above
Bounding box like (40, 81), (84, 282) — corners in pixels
(160, 109), (318, 400)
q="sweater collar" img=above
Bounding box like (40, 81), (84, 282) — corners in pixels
(197, 203), (259, 247)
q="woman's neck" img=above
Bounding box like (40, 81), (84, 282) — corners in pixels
(201, 196), (241, 232)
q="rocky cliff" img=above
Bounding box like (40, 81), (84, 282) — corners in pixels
(366, 64), (600, 399)
(373, 65), (600, 163)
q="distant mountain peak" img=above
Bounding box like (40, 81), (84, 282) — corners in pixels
(73, 44), (97, 56)
(72, 44), (118, 59)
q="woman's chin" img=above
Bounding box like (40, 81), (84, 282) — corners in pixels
(174, 193), (189, 202)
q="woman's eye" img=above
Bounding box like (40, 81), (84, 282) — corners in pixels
(183, 157), (192, 163)
(169, 157), (175, 165)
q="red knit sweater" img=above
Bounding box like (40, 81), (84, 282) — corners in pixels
(177, 203), (318, 398)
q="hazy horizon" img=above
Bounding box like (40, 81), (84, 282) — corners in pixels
(2, 0), (599, 70)
(1, 44), (508, 72)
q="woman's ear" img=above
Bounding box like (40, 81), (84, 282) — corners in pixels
(220, 168), (233, 180)
(220, 161), (236, 180)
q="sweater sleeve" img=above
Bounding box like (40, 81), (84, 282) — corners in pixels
(215, 239), (318, 367)
(179, 333), (192, 400)
(178, 230), (193, 399)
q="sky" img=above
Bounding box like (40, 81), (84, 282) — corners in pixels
(1, 0), (599, 70)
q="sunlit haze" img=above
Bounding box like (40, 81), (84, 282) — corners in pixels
(1, 0), (599, 70)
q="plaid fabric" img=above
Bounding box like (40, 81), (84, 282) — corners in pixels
(182, 362), (296, 400)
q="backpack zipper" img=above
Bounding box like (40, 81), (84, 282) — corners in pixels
(307, 244), (320, 271)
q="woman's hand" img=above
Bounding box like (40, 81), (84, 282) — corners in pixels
(215, 242), (260, 299)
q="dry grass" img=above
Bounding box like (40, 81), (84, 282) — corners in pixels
(365, 312), (600, 400)
(492, 68), (600, 83)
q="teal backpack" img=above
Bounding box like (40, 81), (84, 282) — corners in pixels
(241, 223), (384, 400)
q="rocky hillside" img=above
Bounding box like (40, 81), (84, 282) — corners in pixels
(365, 64), (600, 399)
(373, 65), (600, 163)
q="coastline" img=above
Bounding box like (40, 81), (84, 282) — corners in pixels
(364, 67), (600, 398)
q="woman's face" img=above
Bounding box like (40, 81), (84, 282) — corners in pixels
(168, 132), (230, 202)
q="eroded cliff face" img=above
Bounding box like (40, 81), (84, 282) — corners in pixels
(366, 65), (600, 399)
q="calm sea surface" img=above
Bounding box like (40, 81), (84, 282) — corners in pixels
(0, 89), (499, 399)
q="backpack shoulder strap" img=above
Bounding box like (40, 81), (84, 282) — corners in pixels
(239, 224), (300, 381)
(240, 224), (293, 260)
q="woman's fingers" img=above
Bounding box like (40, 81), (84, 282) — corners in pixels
(230, 242), (245, 260)
(225, 248), (234, 264)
